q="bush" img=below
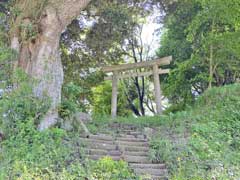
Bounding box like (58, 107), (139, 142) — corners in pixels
(149, 138), (173, 163)
(89, 157), (137, 180)
(0, 70), (50, 138)
(0, 120), (72, 179)
(59, 82), (85, 118)
(0, 72), (84, 180)
(91, 81), (131, 117)
(148, 84), (240, 179)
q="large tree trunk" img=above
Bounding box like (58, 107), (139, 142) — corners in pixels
(10, 0), (91, 130)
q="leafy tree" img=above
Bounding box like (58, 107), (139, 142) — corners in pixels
(91, 81), (131, 117)
(187, 0), (240, 88)
(157, 0), (201, 108)
(61, 1), (158, 115)
(157, 0), (240, 109)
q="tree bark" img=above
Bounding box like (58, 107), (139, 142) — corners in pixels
(11, 0), (91, 130)
(208, 20), (214, 89)
(208, 44), (213, 89)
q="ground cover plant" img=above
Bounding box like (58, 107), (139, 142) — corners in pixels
(88, 84), (240, 179)
(1, 1), (240, 179)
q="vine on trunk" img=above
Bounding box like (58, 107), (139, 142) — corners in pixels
(9, 0), (48, 42)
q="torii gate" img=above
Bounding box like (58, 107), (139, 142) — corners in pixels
(102, 56), (172, 118)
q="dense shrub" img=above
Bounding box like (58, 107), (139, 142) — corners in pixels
(149, 138), (173, 163)
(0, 70), (50, 138)
(149, 84), (240, 179)
(90, 84), (240, 179)
(0, 74), (137, 180)
(59, 82), (86, 118)
(89, 157), (137, 180)
(0, 125), (73, 179)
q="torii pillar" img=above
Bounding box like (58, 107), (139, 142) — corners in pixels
(111, 71), (118, 118)
(153, 64), (163, 114)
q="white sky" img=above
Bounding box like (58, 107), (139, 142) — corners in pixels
(141, 9), (163, 58)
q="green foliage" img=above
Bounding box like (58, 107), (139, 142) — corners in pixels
(0, 124), (71, 179)
(157, 0), (201, 107)
(0, 46), (17, 85)
(61, 1), (155, 116)
(158, 0), (240, 108)
(0, 15), (8, 45)
(149, 84), (240, 179)
(0, 118), (92, 180)
(60, 82), (86, 118)
(89, 157), (137, 180)
(0, 118), (136, 179)
(0, 69), (136, 180)
(149, 139), (172, 163)
(0, 11), (17, 86)
(91, 81), (131, 117)
(0, 69), (74, 179)
(10, 0), (48, 40)
(0, 70), (50, 137)
(90, 84), (240, 179)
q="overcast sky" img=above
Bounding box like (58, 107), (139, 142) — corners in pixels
(141, 8), (163, 59)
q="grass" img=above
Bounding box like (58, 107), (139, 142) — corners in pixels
(1, 82), (239, 180)
(89, 83), (240, 179)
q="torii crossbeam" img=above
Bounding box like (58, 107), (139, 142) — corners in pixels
(102, 56), (172, 118)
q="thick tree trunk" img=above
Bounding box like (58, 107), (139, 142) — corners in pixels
(11, 0), (91, 130)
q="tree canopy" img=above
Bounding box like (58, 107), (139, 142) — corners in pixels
(0, 1), (240, 180)
(157, 0), (240, 109)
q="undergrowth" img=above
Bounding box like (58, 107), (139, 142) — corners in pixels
(0, 71), (138, 180)
(89, 83), (240, 179)
(0, 62), (239, 179)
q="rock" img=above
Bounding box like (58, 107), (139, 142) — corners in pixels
(144, 127), (155, 139)
(74, 112), (92, 123)
(61, 112), (91, 133)
(61, 119), (74, 131)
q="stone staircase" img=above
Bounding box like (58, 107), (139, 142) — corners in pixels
(80, 123), (168, 180)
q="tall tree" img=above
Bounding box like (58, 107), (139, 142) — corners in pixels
(9, 0), (91, 129)
(60, 0), (158, 116)
(187, 0), (240, 88)
(157, 0), (240, 109)
(120, 23), (159, 116)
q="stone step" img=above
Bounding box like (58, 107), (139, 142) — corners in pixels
(134, 168), (168, 176)
(81, 138), (148, 147)
(141, 175), (167, 180)
(124, 145), (149, 152)
(120, 130), (142, 135)
(116, 137), (147, 142)
(87, 155), (122, 161)
(124, 155), (150, 163)
(124, 151), (149, 156)
(86, 143), (118, 151)
(128, 131), (143, 136)
(80, 138), (114, 145)
(129, 163), (166, 169)
(87, 134), (113, 141)
(117, 140), (149, 147)
(85, 149), (122, 156)
(116, 133), (146, 139)
(116, 134), (147, 140)
(116, 134), (137, 138)
(80, 129), (168, 180)
(112, 126), (138, 131)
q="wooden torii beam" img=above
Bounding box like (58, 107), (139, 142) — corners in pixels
(102, 56), (172, 118)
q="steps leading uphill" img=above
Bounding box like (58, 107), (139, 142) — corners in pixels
(80, 123), (168, 180)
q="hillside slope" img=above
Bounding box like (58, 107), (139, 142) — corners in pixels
(0, 84), (239, 180)
(89, 84), (240, 179)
